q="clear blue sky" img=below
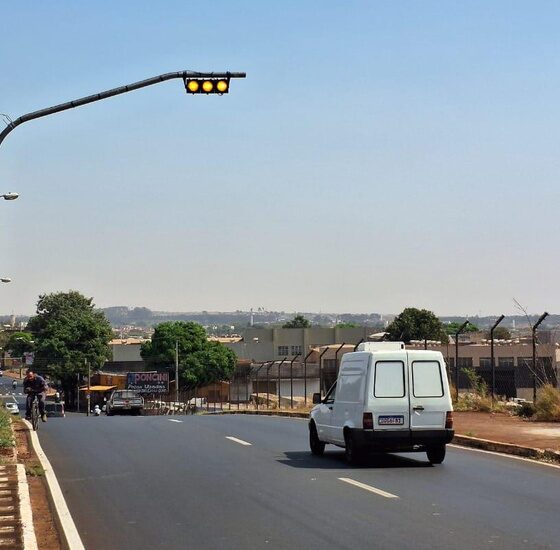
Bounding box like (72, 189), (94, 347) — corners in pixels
(1, 1), (559, 316)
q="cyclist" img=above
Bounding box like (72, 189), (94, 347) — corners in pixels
(23, 369), (47, 423)
(12, 380), (17, 391)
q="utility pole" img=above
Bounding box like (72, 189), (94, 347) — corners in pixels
(86, 359), (91, 417)
(175, 340), (179, 404)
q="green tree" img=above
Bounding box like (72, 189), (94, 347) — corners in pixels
(5, 332), (34, 358)
(282, 314), (311, 329)
(386, 308), (448, 343)
(336, 322), (358, 329)
(444, 321), (479, 335)
(26, 291), (113, 404)
(141, 321), (236, 387)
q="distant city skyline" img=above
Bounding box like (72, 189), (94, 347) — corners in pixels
(1, 2), (559, 315)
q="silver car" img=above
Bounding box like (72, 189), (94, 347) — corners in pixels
(106, 390), (144, 416)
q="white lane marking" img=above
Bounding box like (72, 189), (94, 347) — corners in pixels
(449, 444), (560, 470)
(24, 420), (85, 550)
(225, 436), (252, 446)
(168, 419), (183, 423)
(338, 477), (399, 499)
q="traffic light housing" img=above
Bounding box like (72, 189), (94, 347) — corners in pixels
(184, 78), (230, 95)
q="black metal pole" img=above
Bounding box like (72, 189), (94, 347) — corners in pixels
(318, 348), (329, 397)
(289, 354), (300, 409)
(532, 312), (549, 402)
(353, 339), (364, 351)
(334, 343), (346, 372)
(277, 357), (287, 409)
(490, 314), (505, 404)
(302, 350), (314, 406)
(266, 361), (275, 409)
(0, 70), (247, 149)
(254, 362), (266, 411)
(454, 320), (470, 401)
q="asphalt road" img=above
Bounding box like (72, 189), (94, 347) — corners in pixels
(29, 411), (560, 550)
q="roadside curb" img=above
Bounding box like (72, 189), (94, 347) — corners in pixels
(452, 434), (560, 465)
(17, 463), (37, 550)
(22, 420), (85, 550)
(204, 411), (560, 464)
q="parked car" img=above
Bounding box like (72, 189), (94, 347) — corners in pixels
(4, 402), (19, 415)
(309, 342), (454, 465)
(106, 390), (144, 416)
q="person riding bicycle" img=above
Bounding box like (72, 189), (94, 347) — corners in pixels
(23, 369), (47, 423)
(12, 380), (17, 391)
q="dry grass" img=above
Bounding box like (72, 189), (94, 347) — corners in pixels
(534, 385), (560, 422)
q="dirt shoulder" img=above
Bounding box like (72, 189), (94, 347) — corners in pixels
(13, 420), (61, 550)
(454, 411), (560, 452)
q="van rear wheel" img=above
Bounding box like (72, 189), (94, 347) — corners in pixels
(309, 424), (325, 456)
(344, 432), (362, 465)
(426, 444), (446, 464)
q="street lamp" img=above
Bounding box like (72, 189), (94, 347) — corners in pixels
(1, 193), (18, 201)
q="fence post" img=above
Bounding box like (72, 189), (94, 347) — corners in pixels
(289, 354), (300, 409)
(302, 349), (313, 406)
(277, 357), (287, 410)
(490, 315), (505, 404)
(532, 312), (549, 402)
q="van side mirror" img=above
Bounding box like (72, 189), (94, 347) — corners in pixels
(312, 393), (321, 404)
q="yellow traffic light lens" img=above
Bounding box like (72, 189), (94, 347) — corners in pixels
(187, 80), (199, 92)
(216, 80), (228, 93)
(202, 81), (214, 93)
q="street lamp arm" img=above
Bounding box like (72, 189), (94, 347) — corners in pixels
(0, 70), (247, 148)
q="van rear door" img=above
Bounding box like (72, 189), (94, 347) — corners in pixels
(408, 353), (448, 430)
(370, 354), (410, 431)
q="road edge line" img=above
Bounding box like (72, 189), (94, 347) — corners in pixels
(23, 420), (85, 550)
(17, 463), (38, 550)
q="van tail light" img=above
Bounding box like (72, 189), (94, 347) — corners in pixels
(445, 411), (453, 429)
(363, 412), (374, 430)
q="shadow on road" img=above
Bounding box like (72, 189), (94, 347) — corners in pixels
(278, 450), (432, 470)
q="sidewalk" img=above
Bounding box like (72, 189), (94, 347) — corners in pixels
(454, 411), (560, 452)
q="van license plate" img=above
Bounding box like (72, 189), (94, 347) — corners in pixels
(378, 415), (404, 425)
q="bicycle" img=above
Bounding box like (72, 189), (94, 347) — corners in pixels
(29, 395), (40, 431)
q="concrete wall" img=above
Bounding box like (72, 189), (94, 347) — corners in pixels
(226, 327), (371, 362)
(111, 342), (144, 362)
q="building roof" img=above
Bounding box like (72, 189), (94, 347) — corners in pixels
(109, 338), (146, 346)
(79, 385), (117, 392)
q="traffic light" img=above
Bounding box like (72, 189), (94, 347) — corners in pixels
(184, 78), (230, 95)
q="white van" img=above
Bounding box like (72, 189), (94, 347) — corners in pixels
(309, 342), (454, 464)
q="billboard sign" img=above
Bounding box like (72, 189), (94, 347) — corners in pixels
(126, 371), (169, 394)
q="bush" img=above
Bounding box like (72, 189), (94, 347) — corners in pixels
(534, 385), (560, 422)
(514, 401), (536, 418)
(454, 392), (493, 412)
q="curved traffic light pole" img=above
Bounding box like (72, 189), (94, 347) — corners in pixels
(0, 70), (246, 148)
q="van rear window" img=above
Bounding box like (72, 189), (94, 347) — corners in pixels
(374, 361), (405, 398)
(412, 361), (444, 397)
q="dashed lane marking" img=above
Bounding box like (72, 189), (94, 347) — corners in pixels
(338, 477), (399, 499)
(225, 436), (252, 446)
(168, 419), (183, 423)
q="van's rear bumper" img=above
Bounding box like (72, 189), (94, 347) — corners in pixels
(350, 428), (454, 452)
